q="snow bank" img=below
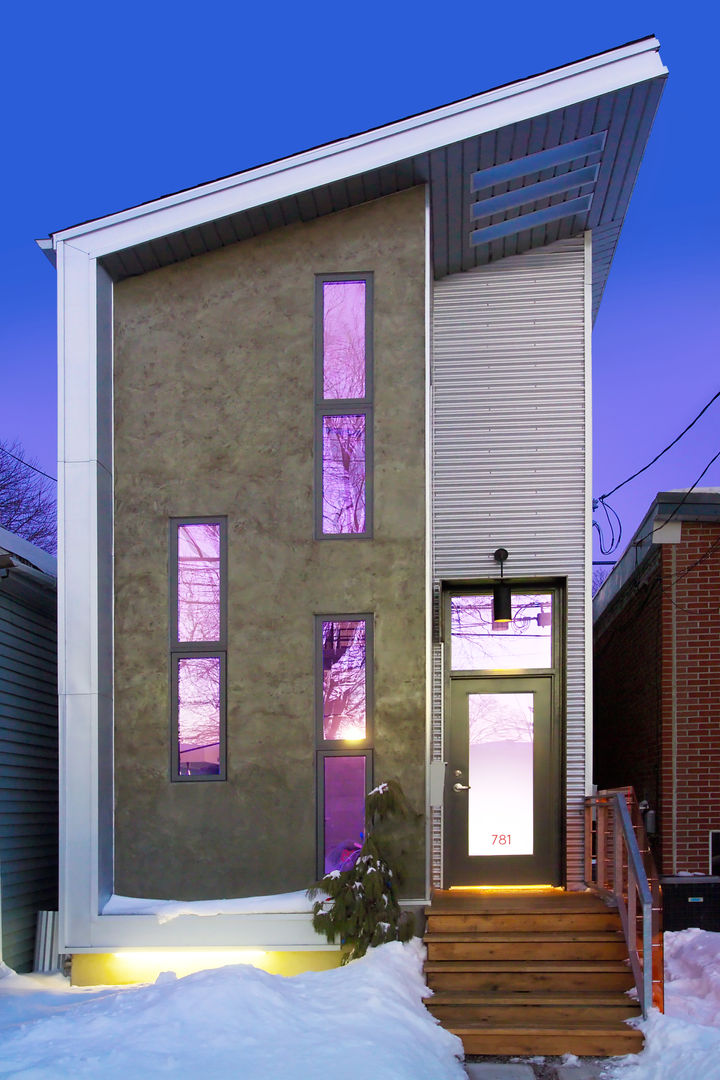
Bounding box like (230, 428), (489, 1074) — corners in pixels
(0, 940), (465, 1080)
(604, 929), (720, 1080)
(103, 889), (314, 922)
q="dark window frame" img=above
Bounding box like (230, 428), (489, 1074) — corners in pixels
(442, 583), (562, 676)
(169, 516), (228, 783)
(314, 272), (374, 539)
(316, 749), (373, 880)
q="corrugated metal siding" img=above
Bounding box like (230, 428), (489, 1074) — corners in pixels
(431, 236), (587, 887)
(0, 584), (58, 971)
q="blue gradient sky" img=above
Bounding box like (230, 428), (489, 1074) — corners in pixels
(1, 3), (717, 560)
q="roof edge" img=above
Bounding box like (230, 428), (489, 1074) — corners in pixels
(593, 489), (720, 619)
(0, 525), (57, 580)
(46, 36), (665, 259)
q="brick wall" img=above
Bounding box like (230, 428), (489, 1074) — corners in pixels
(660, 522), (720, 873)
(594, 521), (720, 875)
(594, 547), (663, 863)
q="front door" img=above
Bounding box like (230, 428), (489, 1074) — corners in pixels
(443, 589), (562, 886)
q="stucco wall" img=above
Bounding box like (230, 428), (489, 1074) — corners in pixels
(112, 187), (427, 900)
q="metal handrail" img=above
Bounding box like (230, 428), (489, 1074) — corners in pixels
(584, 786), (664, 1018)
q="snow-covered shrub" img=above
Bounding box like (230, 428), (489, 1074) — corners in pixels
(307, 780), (415, 964)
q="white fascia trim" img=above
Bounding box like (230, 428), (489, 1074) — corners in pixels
(583, 231), (593, 795)
(424, 183), (433, 897)
(51, 39), (665, 261)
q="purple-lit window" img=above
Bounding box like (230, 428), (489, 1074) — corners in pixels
(177, 658), (221, 775)
(177, 523), (221, 642)
(322, 620), (367, 740)
(170, 518), (227, 781)
(321, 414), (366, 535)
(315, 274), (372, 538)
(450, 593), (553, 670)
(322, 755), (368, 874)
(322, 281), (366, 399)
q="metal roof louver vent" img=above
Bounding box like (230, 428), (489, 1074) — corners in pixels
(469, 131), (607, 248)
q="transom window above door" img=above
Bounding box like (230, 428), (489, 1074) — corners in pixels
(450, 593), (553, 671)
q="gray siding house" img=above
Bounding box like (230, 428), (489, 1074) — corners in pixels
(0, 527), (57, 972)
(38, 37), (666, 983)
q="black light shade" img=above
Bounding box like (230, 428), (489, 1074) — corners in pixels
(493, 580), (512, 623)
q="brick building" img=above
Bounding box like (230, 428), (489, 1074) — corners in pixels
(594, 490), (720, 886)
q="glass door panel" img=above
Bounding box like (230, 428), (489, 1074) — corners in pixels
(468, 693), (533, 856)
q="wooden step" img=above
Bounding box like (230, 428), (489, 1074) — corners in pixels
(424, 989), (640, 1025)
(424, 930), (628, 962)
(422, 889), (641, 1057)
(424, 960), (635, 993)
(449, 1021), (644, 1057)
(426, 911), (622, 933)
(426, 889), (613, 914)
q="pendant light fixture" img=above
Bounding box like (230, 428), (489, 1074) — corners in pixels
(492, 547), (511, 623)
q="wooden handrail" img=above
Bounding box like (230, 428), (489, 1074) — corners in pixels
(585, 786), (663, 1017)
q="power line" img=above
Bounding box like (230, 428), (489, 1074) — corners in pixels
(599, 389), (720, 501)
(632, 447), (720, 547)
(0, 445), (57, 483)
(593, 495), (622, 555)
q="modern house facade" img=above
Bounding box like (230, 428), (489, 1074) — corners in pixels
(594, 490), (720, 916)
(39, 38), (666, 980)
(0, 527), (58, 972)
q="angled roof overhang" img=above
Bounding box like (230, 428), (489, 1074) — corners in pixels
(41, 36), (666, 321)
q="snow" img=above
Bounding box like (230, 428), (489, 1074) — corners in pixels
(103, 889), (314, 922)
(0, 939), (465, 1080)
(1, 928), (720, 1078)
(603, 929), (720, 1080)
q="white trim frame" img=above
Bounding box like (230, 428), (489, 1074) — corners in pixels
(584, 230), (594, 796)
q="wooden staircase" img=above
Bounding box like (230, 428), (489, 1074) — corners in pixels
(423, 888), (643, 1057)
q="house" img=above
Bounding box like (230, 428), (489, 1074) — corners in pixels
(38, 34), (666, 1009)
(594, 489), (720, 929)
(0, 527), (58, 972)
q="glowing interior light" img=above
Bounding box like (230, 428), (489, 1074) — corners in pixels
(322, 620), (366, 740)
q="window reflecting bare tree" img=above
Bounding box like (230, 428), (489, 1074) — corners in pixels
(322, 415), (366, 534)
(322, 620), (366, 740)
(178, 657), (220, 774)
(177, 523), (221, 642)
(322, 281), (366, 399)
(451, 594), (553, 670)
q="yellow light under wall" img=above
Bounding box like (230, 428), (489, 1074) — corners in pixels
(71, 948), (343, 986)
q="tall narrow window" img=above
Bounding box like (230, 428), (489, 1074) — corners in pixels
(315, 274), (373, 537)
(170, 519), (227, 781)
(316, 614), (373, 875)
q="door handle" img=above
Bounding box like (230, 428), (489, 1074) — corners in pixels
(452, 782), (471, 792)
